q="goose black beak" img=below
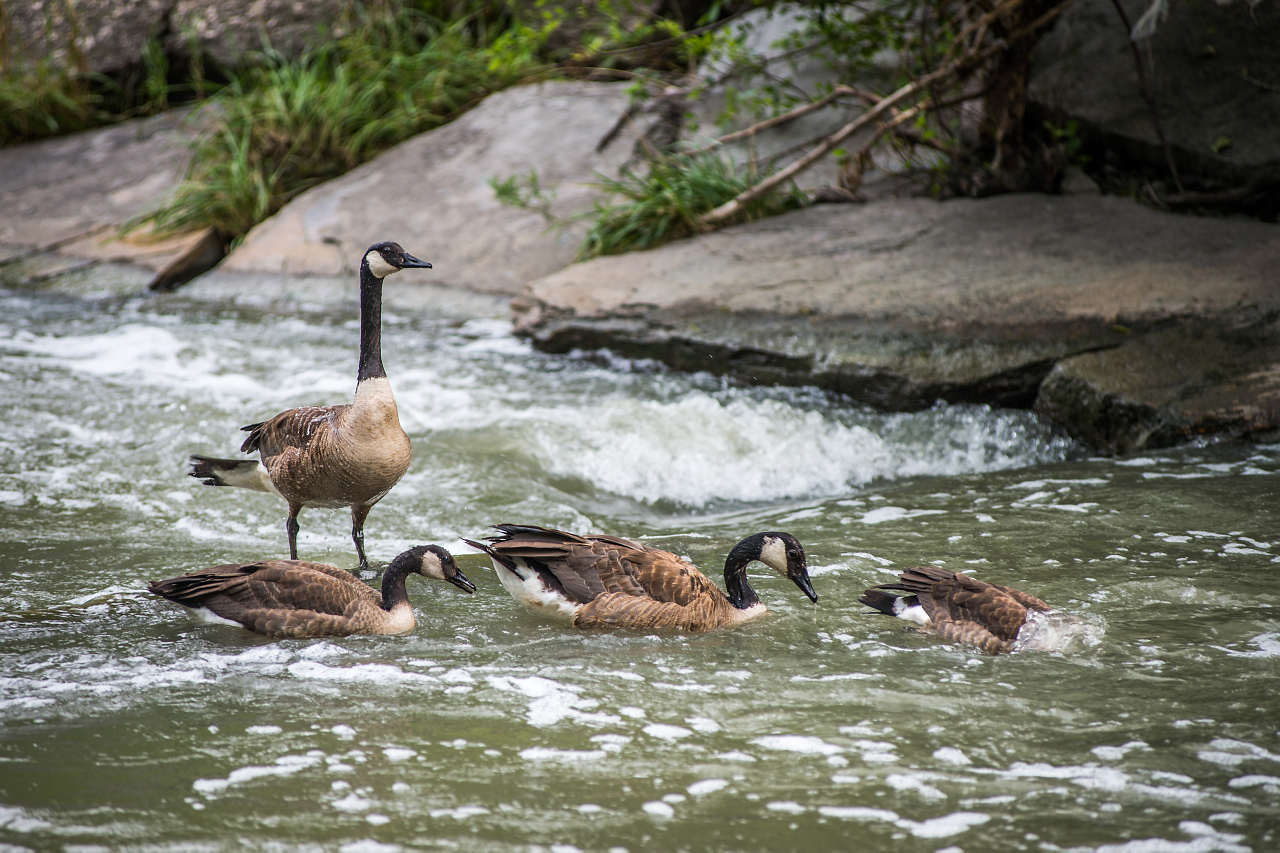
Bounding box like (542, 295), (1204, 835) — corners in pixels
(791, 569), (818, 603)
(399, 252), (432, 270)
(447, 568), (477, 594)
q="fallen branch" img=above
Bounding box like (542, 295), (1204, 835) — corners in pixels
(685, 85), (859, 155)
(698, 45), (997, 226)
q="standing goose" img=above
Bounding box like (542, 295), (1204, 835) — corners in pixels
(148, 545), (476, 638)
(859, 566), (1088, 653)
(189, 241), (430, 571)
(463, 524), (817, 632)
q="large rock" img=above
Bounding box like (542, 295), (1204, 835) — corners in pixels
(513, 193), (1280, 451)
(0, 110), (214, 295)
(218, 81), (636, 294)
(1031, 0), (1280, 194)
(8, 0), (347, 78)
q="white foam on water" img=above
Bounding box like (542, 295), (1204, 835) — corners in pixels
(5, 324), (276, 406)
(1092, 741), (1151, 761)
(899, 811), (990, 839)
(339, 841), (402, 853)
(462, 392), (1072, 506)
(817, 805), (900, 823)
(194, 753), (323, 795)
(885, 772), (947, 800)
(0, 804), (54, 832)
(429, 806), (490, 820)
(332, 793), (377, 812)
(750, 735), (844, 756)
(933, 747), (972, 766)
(590, 734), (631, 754)
(858, 507), (948, 525)
(766, 800), (807, 814)
(382, 748), (416, 762)
(685, 716), (721, 733)
(644, 723), (694, 740)
(486, 675), (621, 727)
(519, 747), (606, 763)
(1094, 821), (1250, 853)
(287, 661), (439, 685)
(687, 778), (729, 796)
(642, 801), (675, 818)
(1197, 738), (1280, 767)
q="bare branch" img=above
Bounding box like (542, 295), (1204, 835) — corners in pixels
(698, 45), (1000, 227)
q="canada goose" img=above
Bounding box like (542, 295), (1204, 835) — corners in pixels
(189, 241), (431, 571)
(462, 524), (817, 631)
(148, 545), (475, 638)
(860, 566), (1085, 653)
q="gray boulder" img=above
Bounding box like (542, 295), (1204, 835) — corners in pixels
(217, 81), (636, 294)
(514, 193), (1280, 452)
(1031, 0), (1280, 192)
(8, 0), (346, 78)
(0, 110), (214, 295)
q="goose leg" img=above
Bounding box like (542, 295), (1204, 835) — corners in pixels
(351, 504), (372, 571)
(286, 506), (302, 560)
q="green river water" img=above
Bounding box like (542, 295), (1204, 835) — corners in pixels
(1, 285), (1276, 852)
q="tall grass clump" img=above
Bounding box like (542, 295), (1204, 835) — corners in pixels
(140, 5), (541, 241)
(576, 153), (807, 260)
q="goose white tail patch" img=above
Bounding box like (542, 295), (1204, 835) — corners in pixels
(217, 462), (282, 497)
(894, 601), (930, 626)
(365, 250), (399, 279)
(492, 559), (580, 624)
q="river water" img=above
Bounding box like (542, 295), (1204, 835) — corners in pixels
(1, 283), (1276, 852)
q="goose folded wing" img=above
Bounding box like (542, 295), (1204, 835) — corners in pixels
(621, 548), (721, 607)
(235, 561), (374, 617)
(240, 405), (342, 456)
(919, 572), (1028, 643)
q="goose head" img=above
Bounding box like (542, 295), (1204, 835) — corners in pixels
(733, 532), (817, 603)
(391, 545), (476, 593)
(363, 241), (432, 280)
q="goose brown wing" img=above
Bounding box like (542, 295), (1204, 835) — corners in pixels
(240, 405), (347, 463)
(150, 560), (376, 620)
(575, 590), (731, 631)
(480, 525), (722, 607)
(905, 569), (1029, 644)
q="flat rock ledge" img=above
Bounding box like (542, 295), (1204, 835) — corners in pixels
(513, 194), (1280, 455)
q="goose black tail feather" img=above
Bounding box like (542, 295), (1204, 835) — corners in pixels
(462, 538), (518, 575)
(860, 589), (921, 614)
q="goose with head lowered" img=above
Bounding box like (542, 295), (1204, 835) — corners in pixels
(463, 524), (817, 632)
(189, 241), (430, 571)
(860, 566), (1090, 653)
(148, 545), (475, 638)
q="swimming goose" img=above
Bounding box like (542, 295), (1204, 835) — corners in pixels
(463, 524), (817, 631)
(189, 241), (430, 571)
(148, 545), (475, 638)
(860, 566), (1085, 653)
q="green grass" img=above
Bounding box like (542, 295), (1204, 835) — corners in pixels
(576, 153), (808, 260)
(137, 6), (543, 241)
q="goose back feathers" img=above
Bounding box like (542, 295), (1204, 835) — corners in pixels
(860, 566), (1085, 653)
(148, 545), (474, 639)
(188, 241), (430, 570)
(464, 524), (816, 632)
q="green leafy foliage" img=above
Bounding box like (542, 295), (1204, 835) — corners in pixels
(138, 4), (548, 240)
(577, 153), (807, 260)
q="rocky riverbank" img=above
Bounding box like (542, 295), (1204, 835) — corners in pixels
(2, 78), (1277, 456)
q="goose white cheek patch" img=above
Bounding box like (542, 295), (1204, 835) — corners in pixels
(365, 251), (399, 279)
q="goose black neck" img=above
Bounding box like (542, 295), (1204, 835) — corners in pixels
(723, 542), (761, 610)
(357, 262), (386, 383)
(379, 559), (413, 611)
